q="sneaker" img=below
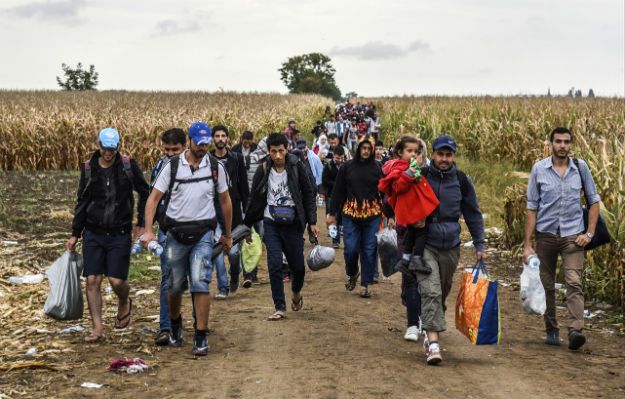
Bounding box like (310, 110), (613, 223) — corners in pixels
(242, 278), (252, 288)
(417, 317), (424, 336)
(345, 272), (360, 291)
(404, 326), (420, 342)
(426, 342), (442, 365)
(283, 275), (291, 282)
(215, 289), (228, 300)
(192, 332), (209, 356)
(372, 275), (379, 284)
(545, 330), (561, 346)
(568, 330), (586, 350)
(408, 255), (431, 274)
(252, 276), (261, 285)
(169, 318), (183, 347)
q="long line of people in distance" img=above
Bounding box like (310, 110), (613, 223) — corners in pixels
(66, 101), (601, 363)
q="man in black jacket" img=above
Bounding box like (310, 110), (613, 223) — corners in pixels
(321, 145), (346, 248)
(328, 135), (383, 299)
(244, 133), (318, 320)
(231, 130), (257, 171)
(66, 128), (150, 343)
(211, 125), (250, 295)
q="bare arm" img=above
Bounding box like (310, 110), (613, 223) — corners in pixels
(523, 209), (537, 262)
(141, 188), (164, 245)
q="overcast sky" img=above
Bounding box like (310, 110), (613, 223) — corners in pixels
(0, 0), (623, 96)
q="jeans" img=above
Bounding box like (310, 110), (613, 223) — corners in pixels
(262, 219), (305, 311)
(166, 230), (214, 296)
(157, 229), (171, 332)
(213, 242), (242, 291)
(403, 274), (421, 327)
(343, 216), (380, 287)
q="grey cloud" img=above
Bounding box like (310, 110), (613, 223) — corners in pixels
(2, 0), (86, 24)
(152, 19), (202, 37)
(330, 40), (431, 60)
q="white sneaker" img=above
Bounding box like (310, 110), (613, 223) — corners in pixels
(404, 326), (420, 342)
(426, 342), (442, 365)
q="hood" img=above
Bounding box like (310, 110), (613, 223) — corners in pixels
(381, 158), (408, 175)
(354, 134), (376, 162)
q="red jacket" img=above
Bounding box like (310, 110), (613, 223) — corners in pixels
(378, 159), (439, 226)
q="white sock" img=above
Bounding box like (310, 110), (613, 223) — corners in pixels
(429, 342), (440, 352)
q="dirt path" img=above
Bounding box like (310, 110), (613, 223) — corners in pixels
(2, 209), (624, 399)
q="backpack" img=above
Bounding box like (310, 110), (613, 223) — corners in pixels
(159, 153), (220, 229)
(81, 155), (133, 197)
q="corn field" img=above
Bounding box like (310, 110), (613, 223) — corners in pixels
(0, 91), (329, 170)
(373, 96), (624, 309)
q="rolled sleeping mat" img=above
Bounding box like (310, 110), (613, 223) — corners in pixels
(211, 224), (252, 260)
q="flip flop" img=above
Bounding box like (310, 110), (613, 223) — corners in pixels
(267, 310), (287, 321)
(360, 288), (371, 298)
(114, 298), (132, 329)
(291, 296), (303, 312)
(84, 334), (105, 344)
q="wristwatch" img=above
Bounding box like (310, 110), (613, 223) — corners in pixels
(586, 232), (594, 239)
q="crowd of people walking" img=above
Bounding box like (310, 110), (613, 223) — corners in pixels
(65, 102), (601, 363)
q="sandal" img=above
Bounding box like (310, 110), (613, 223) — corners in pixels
(267, 310), (287, 321)
(114, 298), (132, 329)
(154, 330), (170, 346)
(345, 272), (360, 291)
(291, 295), (303, 312)
(360, 287), (371, 298)
(84, 334), (106, 344)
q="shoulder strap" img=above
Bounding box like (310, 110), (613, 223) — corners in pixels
(160, 154), (180, 219)
(456, 169), (469, 198)
(121, 155), (134, 189)
(572, 158), (590, 204)
(208, 154), (220, 194)
(82, 160), (92, 197)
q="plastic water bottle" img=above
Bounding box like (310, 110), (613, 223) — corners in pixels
(131, 239), (143, 255)
(528, 255), (540, 269)
(329, 224), (338, 239)
(9, 274), (45, 284)
(147, 241), (163, 256)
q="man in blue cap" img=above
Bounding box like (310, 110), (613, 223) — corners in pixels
(66, 128), (150, 343)
(413, 134), (485, 365)
(143, 121), (233, 356)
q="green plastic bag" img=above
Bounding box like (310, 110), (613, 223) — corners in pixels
(242, 231), (262, 273)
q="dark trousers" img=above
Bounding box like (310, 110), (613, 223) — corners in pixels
(263, 219), (305, 311)
(403, 225), (427, 257)
(403, 274), (422, 327)
(343, 216), (380, 287)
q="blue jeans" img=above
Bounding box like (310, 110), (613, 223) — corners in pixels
(262, 219), (305, 311)
(343, 216), (380, 287)
(213, 243), (241, 292)
(157, 229), (171, 332)
(166, 230), (214, 296)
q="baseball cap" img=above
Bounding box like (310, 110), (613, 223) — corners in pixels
(188, 121), (212, 145)
(296, 138), (307, 150)
(432, 135), (457, 152)
(98, 128), (120, 150)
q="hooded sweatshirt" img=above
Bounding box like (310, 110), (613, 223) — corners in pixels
(329, 136), (383, 220)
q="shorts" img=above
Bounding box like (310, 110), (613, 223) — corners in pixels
(82, 229), (132, 280)
(166, 230), (214, 296)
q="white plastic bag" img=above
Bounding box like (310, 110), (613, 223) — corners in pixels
(306, 245), (336, 271)
(44, 251), (84, 320)
(377, 228), (400, 277)
(519, 264), (546, 315)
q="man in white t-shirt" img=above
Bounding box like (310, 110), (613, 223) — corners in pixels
(143, 121), (233, 356)
(244, 133), (318, 321)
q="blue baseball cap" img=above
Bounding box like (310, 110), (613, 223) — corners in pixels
(188, 121), (212, 145)
(432, 135), (457, 152)
(98, 128), (120, 149)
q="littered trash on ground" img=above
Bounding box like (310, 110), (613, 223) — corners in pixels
(108, 358), (148, 374)
(81, 382), (103, 389)
(60, 324), (84, 334)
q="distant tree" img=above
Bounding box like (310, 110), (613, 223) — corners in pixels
(575, 89), (583, 98)
(345, 91), (358, 100)
(279, 53), (341, 100)
(588, 88), (595, 98)
(56, 63), (99, 91)
(547, 88), (551, 97)
(567, 87), (575, 97)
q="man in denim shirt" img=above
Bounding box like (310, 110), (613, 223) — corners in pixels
(524, 127), (601, 350)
